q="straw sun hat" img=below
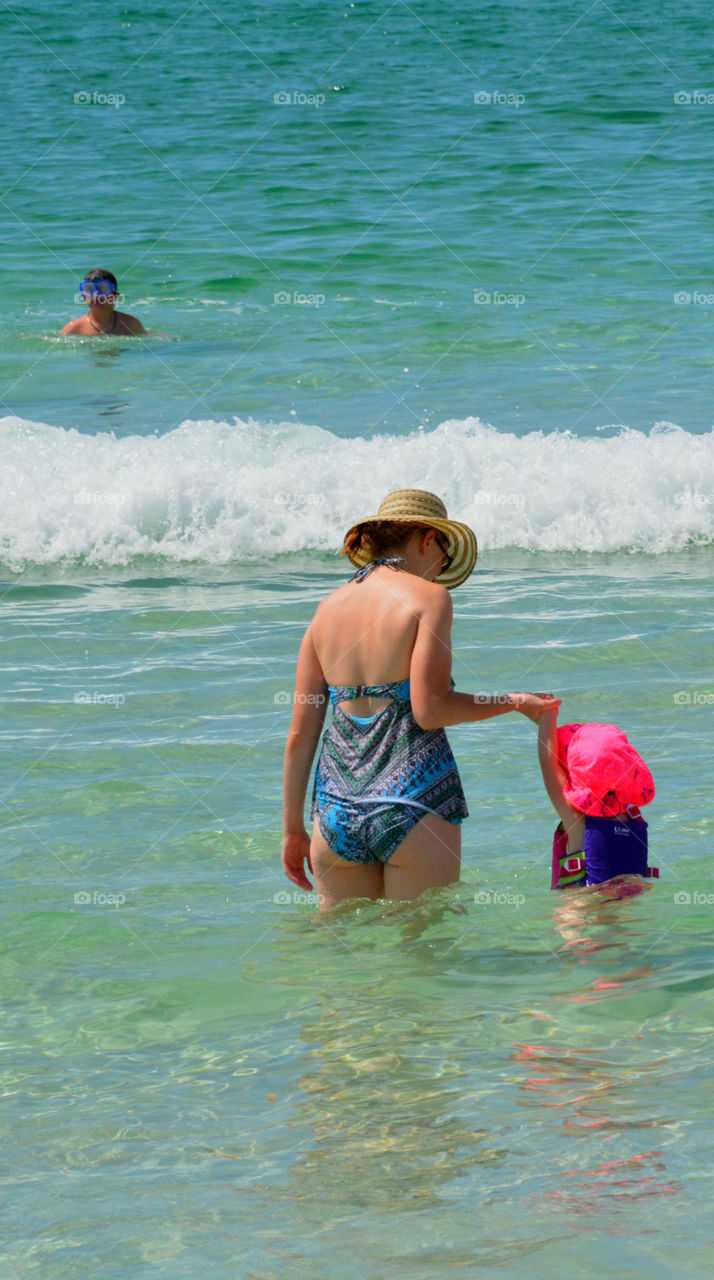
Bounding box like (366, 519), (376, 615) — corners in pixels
(343, 489), (478, 589)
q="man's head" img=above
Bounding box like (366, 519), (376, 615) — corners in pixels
(79, 269), (119, 305)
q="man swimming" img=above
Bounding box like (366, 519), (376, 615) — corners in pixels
(60, 269), (146, 336)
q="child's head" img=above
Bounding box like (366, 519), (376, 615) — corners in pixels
(79, 269), (118, 305)
(557, 723), (655, 817)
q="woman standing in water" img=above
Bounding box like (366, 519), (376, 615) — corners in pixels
(281, 489), (555, 910)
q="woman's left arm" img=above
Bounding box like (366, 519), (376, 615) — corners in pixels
(281, 625), (328, 889)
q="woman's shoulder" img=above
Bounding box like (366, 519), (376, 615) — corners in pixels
(314, 572), (450, 615)
(375, 570), (451, 601)
(407, 576), (452, 613)
(315, 579), (353, 606)
(310, 581), (352, 624)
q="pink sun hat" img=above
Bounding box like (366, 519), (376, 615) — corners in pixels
(556, 723), (655, 818)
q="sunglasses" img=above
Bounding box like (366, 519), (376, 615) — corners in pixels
(435, 534), (453, 572)
(80, 280), (118, 299)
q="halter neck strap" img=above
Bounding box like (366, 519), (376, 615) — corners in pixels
(349, 556), (406, 583)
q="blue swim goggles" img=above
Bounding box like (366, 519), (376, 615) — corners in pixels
(79, 279), (117, 300)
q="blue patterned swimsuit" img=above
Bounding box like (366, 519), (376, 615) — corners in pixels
(311, 678), (468, 864)
(311, 557), (468, 863)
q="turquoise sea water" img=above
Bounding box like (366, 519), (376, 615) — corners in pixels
(2, 2), (714, 1276)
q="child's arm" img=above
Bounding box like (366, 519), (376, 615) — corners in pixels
(537, 706), (586, 852)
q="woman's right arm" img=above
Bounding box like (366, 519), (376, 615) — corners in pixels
(409, 585), (557, 729)
(281, 624), (328, 889)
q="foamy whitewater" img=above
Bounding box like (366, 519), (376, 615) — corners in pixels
(3, 415), (713, 569)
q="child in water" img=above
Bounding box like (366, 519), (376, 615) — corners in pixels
(60, 269), (145, 336)
(535, 701), (657, 890)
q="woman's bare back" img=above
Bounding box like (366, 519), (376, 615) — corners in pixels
(309, 566), (438, 715)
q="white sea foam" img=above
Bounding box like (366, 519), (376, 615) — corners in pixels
(1, 415), (712, 569)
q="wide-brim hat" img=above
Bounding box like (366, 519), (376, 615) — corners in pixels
(343, 489), (478, 589)
(556, 723), (655, 818)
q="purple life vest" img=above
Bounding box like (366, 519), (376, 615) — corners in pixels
(551, 807), (658, 890)
(583, 813), (648, 884)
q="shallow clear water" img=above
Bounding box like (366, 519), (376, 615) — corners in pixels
(2, 0), (714, 1274)
(2, 556), (713, 1276)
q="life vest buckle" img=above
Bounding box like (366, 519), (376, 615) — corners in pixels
(562, 856), (585, 874)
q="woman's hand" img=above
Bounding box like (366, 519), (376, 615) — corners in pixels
(281, 829), (313, 890)
(509, 692), (561, 723)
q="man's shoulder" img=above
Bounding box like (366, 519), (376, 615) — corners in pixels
(116, 311), (145, 334)
(59, 317), (86, 335)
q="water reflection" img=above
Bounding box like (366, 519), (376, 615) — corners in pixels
(550, 878), (655, 961)
(288, 992), (502, 1208)
(259, 883), (687, 1234)
(97, 401), (129, 417)
(515, 1038), (680, 1214)
(270, 898), (506, 1211)
(513, 886), (680, 1217)
(89, 346), (127, 362)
